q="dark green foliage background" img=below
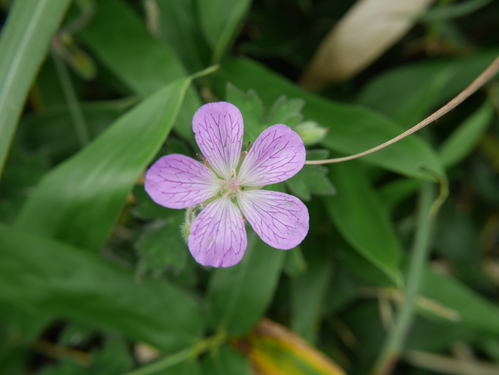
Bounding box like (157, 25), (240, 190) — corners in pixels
(1, 0), (499, 374)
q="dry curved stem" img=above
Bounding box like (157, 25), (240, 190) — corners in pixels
(305, 55), (499, 165)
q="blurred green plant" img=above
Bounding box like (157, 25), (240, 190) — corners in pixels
(0, 0), (499, 374)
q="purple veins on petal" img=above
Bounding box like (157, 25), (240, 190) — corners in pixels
(192, 102), (244, 180)
(188, 197), (247, 267)
(238, 190), (309, 250)
(144, 154), (219, 209)
(238, 124), (306, 186)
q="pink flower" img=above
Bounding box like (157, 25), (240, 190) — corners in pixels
(145, 102), (309, 267)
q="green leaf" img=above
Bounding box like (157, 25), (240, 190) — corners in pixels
(419, 0), (492, 21)
(0, 0), (72, 177)
(155, 360), (202, 375)
(202, 346), (250, 375)
(290, 247), (333, 343)
(265, 95), (304, 128)
(420, 266), (499, 335)
(0, 142), (49, 224)
(136, 211), (188, 278)
(0, 224), (204, 351)
(214, 57), (445, 180)
(15, 77), (191, 252)
(77, 0), (200, 140)
(20, 97), (137, 162)
(207, 234), (285, 334)
(226, 83), (265, 142)
(324, 161), (403, 286)
(378, 178), (422, 212)
(356, 50), (499, 122)
(283, 246), (307, 278)
(198, 0), (251, 62)
(153, 0), (210, 73)
(90, 338), (133, 375)
(439, 101), (495, 168)
(286, 165), (336, 201)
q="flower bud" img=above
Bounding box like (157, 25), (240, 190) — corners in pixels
(294, 121), (328, 146)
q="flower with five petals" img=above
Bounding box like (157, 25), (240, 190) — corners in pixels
(145, 102), (309, 267)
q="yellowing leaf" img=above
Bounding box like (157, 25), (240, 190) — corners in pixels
(232, 319), (347, 375)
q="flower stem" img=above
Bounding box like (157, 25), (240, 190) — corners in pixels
(305, 54), (499, 165)
(123, 332), (226, 375)
(52, 49), (90, 148)
(371, 182), (438, 375)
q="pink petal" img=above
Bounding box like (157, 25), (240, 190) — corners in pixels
(145, 154), (219, 209)
(192, 102), (243, 180)
(238, 190), (308, 249)
(238, 124), (306, 186)
(188, 198), (247, 267)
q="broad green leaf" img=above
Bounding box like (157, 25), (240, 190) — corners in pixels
(77, 0), (200, 140)
(0, 0), (72, 177)
(378, 178), (422, 212)
(420, 267), (499, 335)
(324, 161), (403, 286)
(0, 224), (204, 351)
(439, 101), (495, 168)
(286, 165), (336, 201)
(207, 234), (285, 334)
(0, 142), (49, 224)
(214, 57), (445, 180)
(290, 247), (333, 343)
(202, 346), (250, 375)
(153, 0), (210, 73)
(198, 0), (252, 62)
(15, 77), (191, 252)
(356, 50), (499, 122)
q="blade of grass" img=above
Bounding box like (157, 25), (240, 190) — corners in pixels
(51, 50), (90, 148)
(371, 183), (437, 375)
(0, 0), (72, 179)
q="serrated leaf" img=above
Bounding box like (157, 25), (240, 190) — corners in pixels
(286, 165), (336, 201)
(214, 57), (446, 181)
(226, 83), (265, 142)
(136, 211), (187, 278)
(266, 95), (304, 128)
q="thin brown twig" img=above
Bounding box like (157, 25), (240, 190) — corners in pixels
(31, 338), (92, 366)
(305, 55), (499, 165)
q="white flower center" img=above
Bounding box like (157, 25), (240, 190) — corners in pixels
(219, 169), (246, 199)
